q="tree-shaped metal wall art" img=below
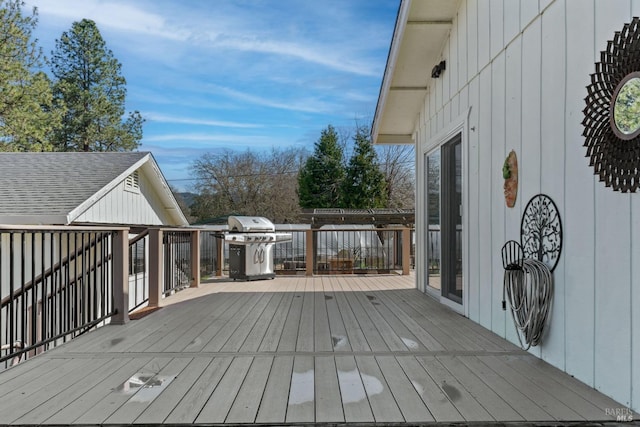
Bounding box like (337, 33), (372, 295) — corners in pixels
(520, 194), (562, 273)
(582, 17), (640, 192)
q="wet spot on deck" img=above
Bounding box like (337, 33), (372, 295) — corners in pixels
(441, 382), (461, 401)
(115, 373), (175, 403)
(401, 337), (419, 349)
(337, 368), (384, 403)
(332, 335), (348, 350)
(289, 369), (314, 405)
(324, 295), (333, 300)
(110, 338), (124, 346)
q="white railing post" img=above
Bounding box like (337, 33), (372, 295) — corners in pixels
(190, 229), (200, 288)
(111, 228), (130, 324)
(148, 228), (164, 307)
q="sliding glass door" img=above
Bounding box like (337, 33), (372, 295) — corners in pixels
(425, 134), (463, 305)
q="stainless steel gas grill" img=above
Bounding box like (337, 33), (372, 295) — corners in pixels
(225, 216), (292, 280)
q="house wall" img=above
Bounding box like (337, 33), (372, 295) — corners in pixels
(74, 169), (175, 226)
(414, 0), (638, 410)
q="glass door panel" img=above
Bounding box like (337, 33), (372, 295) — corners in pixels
(441, 136), (463, 304)
(425, 150), (441, 292)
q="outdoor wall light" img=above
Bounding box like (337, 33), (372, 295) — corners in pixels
(431, 60), (446, 78)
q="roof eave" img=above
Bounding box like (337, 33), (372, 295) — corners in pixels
(372, 0), (457, 145)
(372, 0), (412, 145)
(141, 155), (190, 227)
(0, 215), (70, 226)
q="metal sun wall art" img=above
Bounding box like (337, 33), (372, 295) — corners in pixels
(520, 194), (562, 273)
(583, 17), (640, 192)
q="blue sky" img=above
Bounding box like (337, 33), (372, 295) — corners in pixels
(26, 0), (399, 191)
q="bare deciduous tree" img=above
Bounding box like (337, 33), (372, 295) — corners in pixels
(191, 147), (306, 223)
(376, 144), (415, 209)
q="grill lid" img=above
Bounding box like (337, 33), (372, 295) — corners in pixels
(228, 215), (275, 232)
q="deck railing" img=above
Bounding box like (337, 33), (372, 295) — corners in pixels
(0, 223), (410, 365)
(203, 226), (413, 277)
(128, 231), (148, 312)
(0, 226), (128, 367)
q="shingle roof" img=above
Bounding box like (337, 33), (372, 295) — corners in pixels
(0, 152), (149, 221)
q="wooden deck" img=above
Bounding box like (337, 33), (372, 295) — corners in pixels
(0, 275), (629, 425)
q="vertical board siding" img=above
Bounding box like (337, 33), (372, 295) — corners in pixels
(477, 0), (491, 70)
(490, 52), (506, 337)
(504, 0), (521, 45)
(520, 0), (540, 29)
(467, 0), (479, 77)
(632, 0), (640, 408)
(518, 12), (543, 361)
(563, 0), (596, 387)
(592, 0), (633, 408)
(504, 37), (522, 345)
(489, 0), (504, 59)
(467, 76), (481, 323)
(631, 2), (640, 410)
(458, 6), (469, 90)
(539, 0), (566, 369)
(477, 66), (493, 330)
(414, 0), (638, 410)
(75, 171), (173, 226)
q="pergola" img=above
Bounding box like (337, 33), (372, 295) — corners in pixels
(300, 208), (415, 228)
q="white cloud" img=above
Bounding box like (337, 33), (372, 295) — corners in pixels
(28, 0), (188, 41)
(145, 113), (262, 129)
(209, 85), (335, 114)
(29, 0), (383, 77)
(214, 37), (379, 77)
(144, 133), (276, 146)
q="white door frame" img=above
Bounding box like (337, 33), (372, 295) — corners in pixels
(420, 108), (471, 316)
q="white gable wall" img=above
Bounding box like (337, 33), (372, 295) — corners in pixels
(74, 168), (177, 226)
(414, 0), (638, 410)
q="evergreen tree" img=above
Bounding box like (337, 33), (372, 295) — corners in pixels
(50, 19), (143, 151)
(341, 126), (387, 208)
(0, 0), (60, 151)
(298, 125), (345, 208)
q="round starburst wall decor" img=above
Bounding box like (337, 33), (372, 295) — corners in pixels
(583, 17), (640, 192)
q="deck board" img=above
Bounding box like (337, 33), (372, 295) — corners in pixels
(437, 355), (526, 421)
(134, 357), (211, 424)
(255, 355), (293, 424)
(285, 355), (315, 423)
(0, 274), (629, 425)
(375, 355), (435, 422)
(395, 355), (465, 422)
(335, 355), (375, 423)
(164, 356), (233, 424)
(226, 356), (273, 423)
(45, 357), (152, 425)
(354, 355), (405, 422)
(314, 355), (345, 423)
